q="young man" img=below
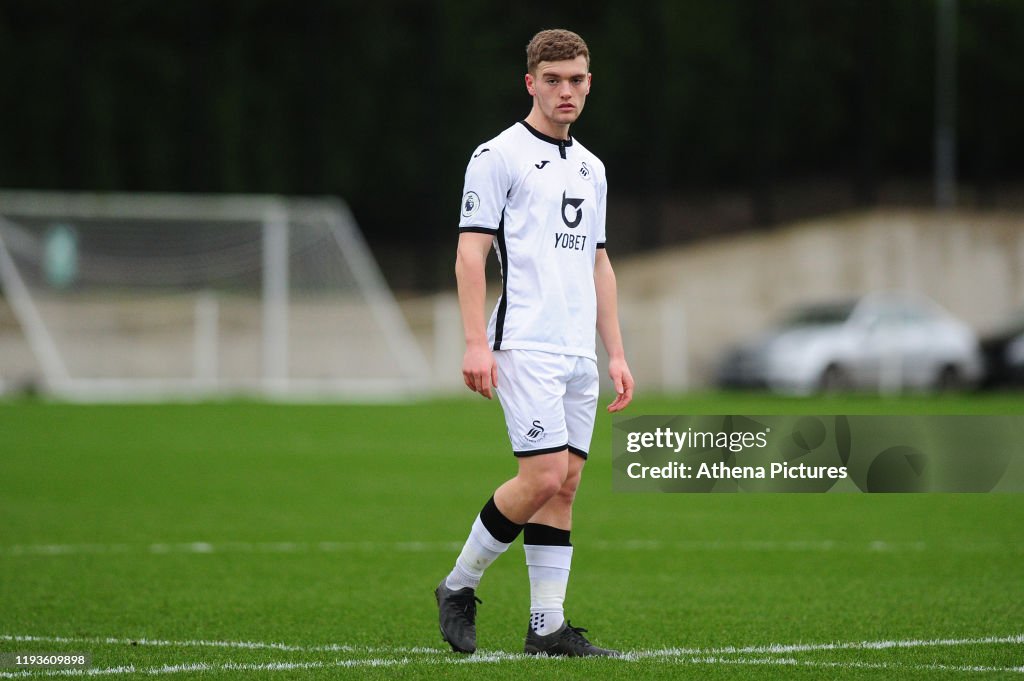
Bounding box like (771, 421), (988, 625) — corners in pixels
(436, 28), (634, 657)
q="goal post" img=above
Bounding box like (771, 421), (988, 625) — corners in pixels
(0, 190), (431, 401)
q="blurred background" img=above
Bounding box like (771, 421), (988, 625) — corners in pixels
(0, 0), (1022, 399)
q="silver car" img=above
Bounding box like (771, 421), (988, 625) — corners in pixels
(717, 293), (983, 394)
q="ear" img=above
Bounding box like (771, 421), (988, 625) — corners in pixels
(525, 72), (536, 96)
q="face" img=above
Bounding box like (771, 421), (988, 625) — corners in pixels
(525, 56), (591, 128)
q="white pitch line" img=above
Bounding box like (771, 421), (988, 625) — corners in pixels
(628, 633), (1024, 659)
(0, 658), (416, 679)
(0, 635), (439, 656)
(2, 653), (1023, 678)
(674, 656), (1024, 674)
(4, 632), (1021, 662)
(2, 538), (1021, 557)
(0, 542), (458, 557)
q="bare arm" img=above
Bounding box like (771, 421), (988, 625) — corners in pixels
(455, 232), (499, 399)
(595, 248), (634, 412)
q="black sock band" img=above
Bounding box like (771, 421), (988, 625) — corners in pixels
(479, 496), (524, 544)
(523, 522), (572, 547)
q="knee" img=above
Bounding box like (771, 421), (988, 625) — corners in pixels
(555, 470), (581, 505)
(533, 472), (565, 505)
(533, 468), (581, 508)
(523, 467), (567, 506)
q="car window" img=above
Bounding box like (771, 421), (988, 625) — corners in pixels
(782, 302), (856, 327)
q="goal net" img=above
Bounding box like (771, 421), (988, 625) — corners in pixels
(0, 191), (430, 400)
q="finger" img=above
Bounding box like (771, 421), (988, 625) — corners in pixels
(619, 388), (634, 410)
(479, 371), (493, 400)
(491, 363), (499, 390)
(621, 380), (635, 407)
(607, 383), (633, 412)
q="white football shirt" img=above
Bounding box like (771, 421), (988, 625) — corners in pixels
(458, 121), (607, 360)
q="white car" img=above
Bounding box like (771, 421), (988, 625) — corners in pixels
(717, 293), (983, 394)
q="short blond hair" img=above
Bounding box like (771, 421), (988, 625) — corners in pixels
(526, 29), (590, 74)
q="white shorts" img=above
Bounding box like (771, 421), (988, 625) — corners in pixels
(494, 349), (599, 459)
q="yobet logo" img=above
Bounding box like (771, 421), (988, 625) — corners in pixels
(561, 191), (584, 229)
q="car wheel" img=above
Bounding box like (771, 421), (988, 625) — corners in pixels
(819, 364), (850, 392)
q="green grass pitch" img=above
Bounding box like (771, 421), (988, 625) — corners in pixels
(1, 393), (1022, 679)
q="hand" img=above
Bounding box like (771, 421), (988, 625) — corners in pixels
(607, 357), (634, 412)
(462, 344), (498, 399)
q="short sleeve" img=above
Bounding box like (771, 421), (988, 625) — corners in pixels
(458, 145), (511, 233)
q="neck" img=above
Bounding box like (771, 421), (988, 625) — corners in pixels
(524, 108), (570, 140)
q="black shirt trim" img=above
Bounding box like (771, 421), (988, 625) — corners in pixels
(519, 121), (573, 160)
(493, 212), (509, 350)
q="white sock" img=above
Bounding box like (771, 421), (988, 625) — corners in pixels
(525, 544), (573, 636)
(445, 515), (512, 591)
